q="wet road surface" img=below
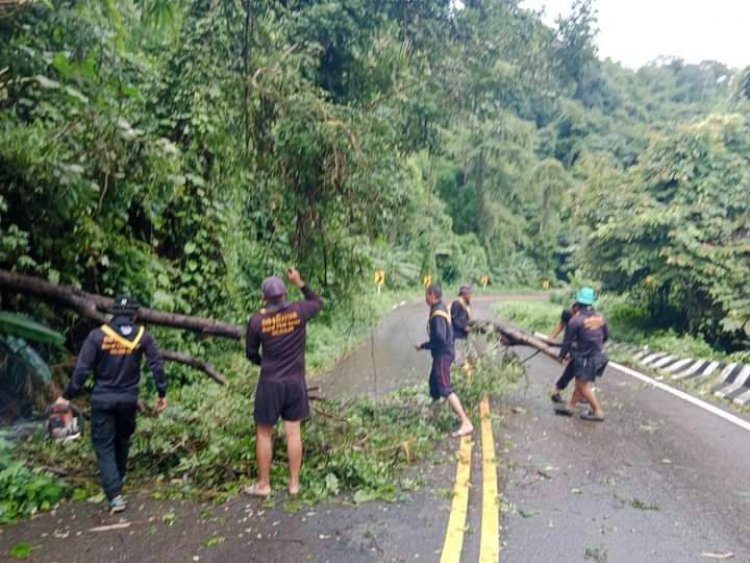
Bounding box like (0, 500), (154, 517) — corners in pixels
(501, 347), (750, 562)
(2, 294), (749, 562)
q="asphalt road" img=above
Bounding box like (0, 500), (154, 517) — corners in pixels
(2, 294), (749, 562)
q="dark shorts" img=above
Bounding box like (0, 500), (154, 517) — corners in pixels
(429, 356), (454, 400)
(254, 378), (310, 426)
(573, 351), (609, 383)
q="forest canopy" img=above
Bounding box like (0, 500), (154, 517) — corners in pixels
(0, 0), (748, 351)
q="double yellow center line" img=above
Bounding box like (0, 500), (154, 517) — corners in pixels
(440, 394), (499, 563)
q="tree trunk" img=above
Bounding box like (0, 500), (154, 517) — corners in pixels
(476, 319), (560, 361)
(0, 269), (243, 339)
(0, 269), (240, 384)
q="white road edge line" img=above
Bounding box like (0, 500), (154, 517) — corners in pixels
(609, 361), (750, 433)
(530, 331), (750, 432)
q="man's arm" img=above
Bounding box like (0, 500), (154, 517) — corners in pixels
(298, 284), (323, 320)
(549, 321), (565, 340)
(287, 268), (323, 320)
(61, 332), (99, 400)
(550, 309), (572, 340)
(246, 316), (261, 365)
(142, 332), (167, 398)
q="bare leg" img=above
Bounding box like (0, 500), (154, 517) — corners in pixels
(567, 380), (584, 411)
(251, 424), (273, 495)
(577, 381), (604, 417)
(283, 420), (302, 495)
(447, 393), (473, 437)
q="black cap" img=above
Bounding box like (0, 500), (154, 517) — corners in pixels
(111, 295), (140, 314)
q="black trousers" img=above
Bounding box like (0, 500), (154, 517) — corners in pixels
(91, 401), (137, 500)
(555, 360), (576, 391)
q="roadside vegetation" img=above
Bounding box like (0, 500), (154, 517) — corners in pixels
(8, 344), (521, 521)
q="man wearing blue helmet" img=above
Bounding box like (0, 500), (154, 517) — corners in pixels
(555, 287), (608, 421)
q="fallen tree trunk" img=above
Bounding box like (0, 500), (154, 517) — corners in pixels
(475, 319), (560, 361)
(0, 269), (239, 384)
(0, 269), (243, 339)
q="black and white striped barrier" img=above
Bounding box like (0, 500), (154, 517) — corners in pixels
(606, 342), (750, 406)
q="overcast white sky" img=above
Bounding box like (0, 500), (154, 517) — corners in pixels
(521, 0), (749, 70)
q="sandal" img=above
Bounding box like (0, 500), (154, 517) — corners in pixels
(580, 412), (604, 422)
(553, 406), (574, 417)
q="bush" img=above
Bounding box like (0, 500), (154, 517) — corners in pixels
(0, 437), (67, 524)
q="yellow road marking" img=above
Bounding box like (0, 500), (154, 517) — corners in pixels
(440, 434), (473, 563)
(479, 394), (500, 562)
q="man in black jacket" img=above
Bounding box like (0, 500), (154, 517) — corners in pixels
(55, 296), (167, 513)
(416, 284), (473, 438)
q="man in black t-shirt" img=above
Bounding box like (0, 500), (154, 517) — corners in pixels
(549, 302), (579, 403)
(245, 268), (323, 498)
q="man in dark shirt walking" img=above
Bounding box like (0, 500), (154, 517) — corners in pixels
(55, 296), (167, 513)
(245, 268), (323, 497)
(556, 288), (608, 421)
(416, 284), (473, 438)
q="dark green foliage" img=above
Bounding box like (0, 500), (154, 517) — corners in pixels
(0, 438), (66, 524)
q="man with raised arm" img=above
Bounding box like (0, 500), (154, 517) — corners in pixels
(245, 268), (323, 497)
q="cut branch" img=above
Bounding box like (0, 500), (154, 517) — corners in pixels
(161, 350), (227, 385)
(0, 269), (238, 383)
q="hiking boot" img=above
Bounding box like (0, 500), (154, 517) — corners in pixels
(109, 495), (128, 513)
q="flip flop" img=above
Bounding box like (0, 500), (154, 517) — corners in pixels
(451, 426), (474, 438)
(580, 412), (604, 422)
(554, 406), (574, 417)
(244, 484), (271, 498)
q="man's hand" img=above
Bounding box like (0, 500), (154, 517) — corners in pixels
(287, 267), (304, 288)
(156, 396), (167, 412)
(54, 396), (70, 408)
(415, 344), (422, 352)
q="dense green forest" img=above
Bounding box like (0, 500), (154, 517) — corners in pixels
(1, 0), (749, 350)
